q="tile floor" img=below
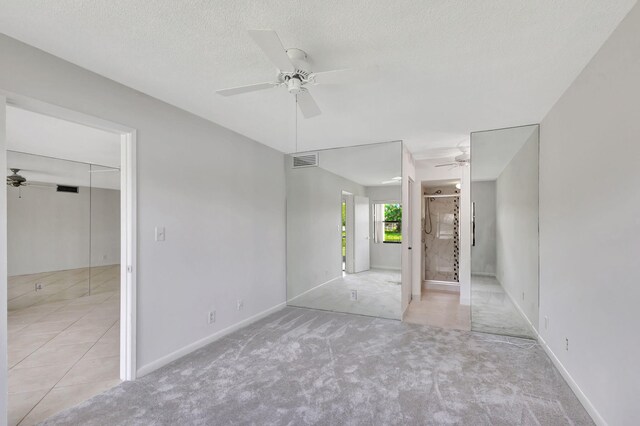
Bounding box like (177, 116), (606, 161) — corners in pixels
(403, 286), (471, 330)
(7, 265), (121, 426)
(287, 269), (401, 319)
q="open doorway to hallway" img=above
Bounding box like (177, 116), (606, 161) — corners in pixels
(3, 104), (130, 425)
(404, 179), (471, 330)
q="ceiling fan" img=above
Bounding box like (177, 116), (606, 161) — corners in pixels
(6, 168), (27, 187)
(435, 146), (470, 168)
(7, 168), (56, 190)
(216, 30), (376, 119)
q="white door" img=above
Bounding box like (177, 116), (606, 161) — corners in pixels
(354, 196), (370, 273)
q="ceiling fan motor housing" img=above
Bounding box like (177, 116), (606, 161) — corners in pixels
(282, 48), (312, 94)
(7, 168), (27, 186)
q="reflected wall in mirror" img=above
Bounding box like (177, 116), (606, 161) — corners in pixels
(286, 141), (403, 320)
(6, 151), (121, 311)
(470, 125), (539, 339)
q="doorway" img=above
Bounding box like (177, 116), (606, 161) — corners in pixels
(1, 94), (137, 425)
(404, 179), (470, 330)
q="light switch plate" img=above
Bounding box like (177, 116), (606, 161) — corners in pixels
(155, 226), (165, 241)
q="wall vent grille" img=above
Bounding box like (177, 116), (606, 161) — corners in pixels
(56, 185), (79, 193)
(292, 153), (319, 168)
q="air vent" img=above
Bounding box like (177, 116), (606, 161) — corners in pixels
(56, 185), (79, 193)
(292, 153), (319, 168)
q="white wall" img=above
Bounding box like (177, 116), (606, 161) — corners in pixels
(0, 35), (287, 379)
(286, 161), (365, 299)
(0, 96), (7, 425)
(7, 186), (120, 276)
(458, 166), (471, 305)
(90, 188), (121, 267)
(411, 160), (471, 304)
(495, 129), (539, 330)
(471, 181), (497, 276)
(365, 185), (402, 270)
(539, 3), (640, 424)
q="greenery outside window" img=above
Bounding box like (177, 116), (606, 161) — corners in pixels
(373, 203), (402, 243)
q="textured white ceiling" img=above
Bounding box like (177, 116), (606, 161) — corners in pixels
(471, 125), (537, 181)
(0, 1), (636, 156)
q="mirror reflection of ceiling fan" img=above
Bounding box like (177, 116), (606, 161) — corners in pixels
(435, 146), (470, 169)
(216, 30), (377, 119)
(6, 168), (55, 189)
(6, 168), (27, 187)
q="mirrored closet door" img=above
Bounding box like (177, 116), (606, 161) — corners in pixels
(470, 125), (539, 339)
(286, 141), (403, 320)
(6, 151), (120, 309)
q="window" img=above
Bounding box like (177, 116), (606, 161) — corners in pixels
(373, 203), (402, 243)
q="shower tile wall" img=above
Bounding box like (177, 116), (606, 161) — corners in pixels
(424, 186), (460, 282)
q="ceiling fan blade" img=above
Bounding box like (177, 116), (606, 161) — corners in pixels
(26, 182), (55, 188)
(311, 65), (379, 85)
(216, 82), (278, 97)
(435, 163), (457, 168)
(248, 30), (295, 73)
(297, 90), (321, 118)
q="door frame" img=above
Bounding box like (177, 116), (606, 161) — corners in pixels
(1, 90), (138, 381)
(407, 178), (414, 301)
(342, 191), (354, 274)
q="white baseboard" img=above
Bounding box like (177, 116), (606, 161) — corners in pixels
(537, 335), (606, 426)
(136, 302), (286, 377)
(498, 285), (603, 425)
(424, 280), (460, 293)
(470, 272), (496, 277)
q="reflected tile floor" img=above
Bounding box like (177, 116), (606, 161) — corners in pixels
(404, 288), (471, 331)
(471, 275), (536, 339)
(288, 269), (401, 319)
(7, 266), (121, 425)
(43, 307), (593, 425)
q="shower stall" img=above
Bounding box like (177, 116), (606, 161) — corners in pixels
(422, 184), (460, 285)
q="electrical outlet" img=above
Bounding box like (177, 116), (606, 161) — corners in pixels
(208, 310), (216, 324)
(350, 290), (358, 301)
(236, 300), (244, 311)
(544, 316), (549, 330)
(565, 338), (569, 351)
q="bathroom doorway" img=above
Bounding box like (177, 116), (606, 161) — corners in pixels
(423, 182), (460, 289)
